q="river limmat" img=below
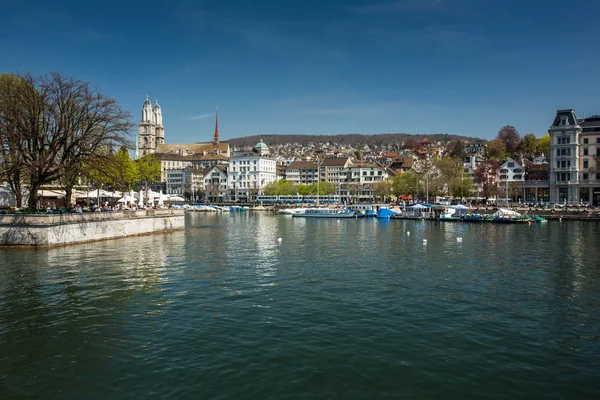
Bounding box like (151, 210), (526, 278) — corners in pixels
(1, 212), (599, 399)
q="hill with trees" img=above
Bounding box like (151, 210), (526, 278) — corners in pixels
(227, 133), (485, 148)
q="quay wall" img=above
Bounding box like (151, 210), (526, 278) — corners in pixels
(0, 209), (184, 247)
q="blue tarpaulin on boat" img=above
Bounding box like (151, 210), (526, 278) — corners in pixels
(377, 208), (397, 219)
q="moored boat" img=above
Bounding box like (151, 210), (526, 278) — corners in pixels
(292, 208), (355, 218)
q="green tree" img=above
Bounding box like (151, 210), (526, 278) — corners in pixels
(448, 140), (466, 159)
(435, 157), (463, 197)
(392, 171), (419, 199)
(486, 139), (507, 160)
(373, 179), (393, 202)
(136, 154), (161, 202)
(520, 133), (538, 155)
(451, 173), (475, 200)
(537, 133), (550, 155)
(308, 181), (335, 196)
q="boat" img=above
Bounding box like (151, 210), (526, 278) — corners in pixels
(490, 208), (530, 223)
(460, 213), (491, 222)
(292, 208), (356, 218)
(279, 208), (306, 215)
(439, 209), (460, 221)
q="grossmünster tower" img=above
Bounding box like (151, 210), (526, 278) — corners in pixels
(137, 95), (164, 157)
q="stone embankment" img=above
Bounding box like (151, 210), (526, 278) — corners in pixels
(0, 209), (184, 247)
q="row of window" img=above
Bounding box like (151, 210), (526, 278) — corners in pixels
(556, 160), (571, 168)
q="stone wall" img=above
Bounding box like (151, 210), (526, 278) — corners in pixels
(0, 209), (185, 247)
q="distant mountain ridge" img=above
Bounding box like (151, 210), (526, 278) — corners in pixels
(227, 133), (485, 148)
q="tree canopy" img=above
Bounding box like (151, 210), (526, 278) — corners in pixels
(0, 72), (132, 209)
(496, 125), (520, 154)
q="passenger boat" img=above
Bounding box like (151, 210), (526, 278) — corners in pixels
(279, 208), (306, 215)
(292, 208), (356, 218)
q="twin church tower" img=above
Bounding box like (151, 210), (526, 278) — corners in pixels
(136, 96), (222, 158)
(137, 95), (165, 157)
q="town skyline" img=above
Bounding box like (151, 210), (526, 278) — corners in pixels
(2, 0), (600, 143)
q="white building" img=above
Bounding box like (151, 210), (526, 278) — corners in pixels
(227, 140), (278, 201)
(138, 96), (164, 157)
(285, 161), (318, 185)
(548, 109), (600, 205)
(498, 158), (525, 204)
(339, 163), (388, 202)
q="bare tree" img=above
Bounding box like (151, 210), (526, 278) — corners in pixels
(0, 72), (132, 209)
(474, 160), (499, 202)
(497, 125), (520, 154)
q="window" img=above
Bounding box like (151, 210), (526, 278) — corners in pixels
(583, 173), (589, 180)
(583, 138), (589, 144)
(513, 175), (522, 179)
(584, 148), (589, 156)
(597, 137), (600, 144)
(584, 159), (589, 169)
(508, 162), (515, 168)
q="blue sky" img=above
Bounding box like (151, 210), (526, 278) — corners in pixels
(2, 0), (600, 143)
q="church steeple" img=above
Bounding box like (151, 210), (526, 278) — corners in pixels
(213, 106), (219, 146)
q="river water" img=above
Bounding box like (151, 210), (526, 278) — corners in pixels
(1, 213), (599, 399)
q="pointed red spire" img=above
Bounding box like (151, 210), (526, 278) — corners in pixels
(213, 106), (219, 146)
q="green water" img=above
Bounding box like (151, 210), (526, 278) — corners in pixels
(1, 213), (599, 399)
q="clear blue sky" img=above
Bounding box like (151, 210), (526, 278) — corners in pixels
(2, 0), (599, 143)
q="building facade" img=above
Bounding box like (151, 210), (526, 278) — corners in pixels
(285, 161), (318, 185)
(227, 140), (278, 201)
(549, 109), (600, 205)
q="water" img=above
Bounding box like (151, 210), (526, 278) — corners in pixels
(1, 213), (599, 399)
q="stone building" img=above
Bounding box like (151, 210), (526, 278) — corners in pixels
(548, 109), (600, 205)
(137, 96), (165, 157)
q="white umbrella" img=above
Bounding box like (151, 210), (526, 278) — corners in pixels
(118, 195), (136, 203)
(138, 190), (144, 206)
(158, 190), (165, 206)
(167, 195), (185, 202)
(409, 204), (427, 209)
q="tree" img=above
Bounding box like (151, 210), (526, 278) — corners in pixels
(0, 72), (132, 209)
(474, 160), (499, 202)
(136, 154), (161, 203)
(537, 133), (550, 155)
(497, 125), (520, 154)
(520, 133), (537, 155)
(402, 138), (420, 150)
(486, 139), (507, 160)
(447, 140), (466, 159)
(392, 171), (419, 199)
(451, 173), (475, 200)
(373, 179), (393, 202)
(435, 157), (463, 197)
(0, 73), (33, 207)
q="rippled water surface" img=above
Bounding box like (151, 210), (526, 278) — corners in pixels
(1, 213), (600, 399)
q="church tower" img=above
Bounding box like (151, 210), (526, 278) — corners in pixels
(153, 100), (164, 148)
(213, 107), (220, 153)
(137, 95), (164, 157)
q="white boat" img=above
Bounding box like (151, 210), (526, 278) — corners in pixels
(279, 208), (306, 215)
(292, 208), (355, 218)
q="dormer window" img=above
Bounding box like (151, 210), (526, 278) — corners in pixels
(560, 116), (568, 126)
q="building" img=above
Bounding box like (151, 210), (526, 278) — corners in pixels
(548, 109), (600, 205)
(339, 163), (388, 203)
(227, 140), (278, 201)
(165, 169), (185, 195)
(138, 96), (165, 157)
(197, 165), (228, 203)
(498, 158), (525, 203)
(156, 153), (229, 182)
(320, 157), (353, 189)
(285, 161), (318, 185)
